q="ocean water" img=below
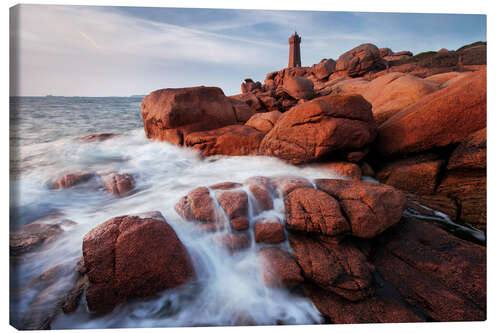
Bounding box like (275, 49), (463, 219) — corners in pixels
(9, 96), (347, 329)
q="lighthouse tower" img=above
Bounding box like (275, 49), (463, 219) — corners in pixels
(288, 31), (301, 68)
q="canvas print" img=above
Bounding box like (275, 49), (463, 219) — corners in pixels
(9, 4), (486, 330)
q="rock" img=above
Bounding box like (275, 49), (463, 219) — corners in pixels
(424, 72), (463, 86)
(175, 186), (216, 223)
(215, 190), (248, 220)
(141, 86), (236, 145)
(270, 176), (313, 197)
(315, 179), (407, 238)
(82, 212), (194, 314)
(289, 233), (373, 301)
(241, 78), (262, 93)
(229, 97), (256, 123)
(310, 161), (362, 180)
(231, 217), (249, 231)
(379, 48), (393, 58)
(447, 128), (486, 170)
(213, 232), (251, 250)
(406, 193), (459, 221)
(52, 172), (94, 189)
(229, 93), (265, 113)
(245, 111), (282, 132)
(311, 59), (336, 80)
(282, 76), (314, 100)
(98, 172), (135, 197)
(437, 169), (486, 230)
(285, 188), (350, 237)
(305, 284), (423, 324)
(209, 182), (242, 190)
(360, 162), (375, 177)
(361, 74), (440, 124)
(244, 176), (274, 212)
(374, 218), (486, 321)
(185, 125), (264, 157)
(377, 69), (486, 156)
(78, 133), (119, 142)
(345, 147), (369, 162)
(322, 77), (369, 96)
(62, 275), (89, 314)
(336, 43), (382, 77)
(438, 48), (449, 53)
(375, 155), (445, 195)
(10, 215), (76, 256)
(259, 94), (377, 164)
(257, 95), (279, 111)
(254, 218), (286, 243)
(258, 247), (303, 287)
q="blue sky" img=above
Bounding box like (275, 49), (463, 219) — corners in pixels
(10, 4), (486, 96)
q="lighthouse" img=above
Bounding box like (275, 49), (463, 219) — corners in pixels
(288, 31), (301, 68)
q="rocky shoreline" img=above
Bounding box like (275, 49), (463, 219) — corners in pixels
(10, 41), (486, 329)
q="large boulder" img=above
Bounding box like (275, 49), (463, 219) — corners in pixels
(314, 179), (407, 238)
(447, 128), (486, 170)
(229, 93), (265, 113)
(282, 76), (314, 100)
(377, 69), (486, 156)
(259, 94), (377, 164)
(335, 43), (383, 77)
(141, 86), (236, 145)
(98, 172), (135, 197)
(82, 212), (194, 314)
(361, 73), (440, 124)
(175, 186), (216, 223)
(185, 125), (265, 157)
(311, 59), (336, 80)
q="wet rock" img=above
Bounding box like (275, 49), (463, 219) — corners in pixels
(208, 182), (242, 190)
(10, 215), (76, 256)
(285, 188), (350, 237)
(82, 212), (194, 314)
(52, 172), (94, 189)
(98, 172), (135, 197)
(244, 176), (274, 212)
(141, 86), (237, 145)
(175, 186), (216, 223)
(270, 176), (313, 197)
(185, 125), (264, 157)
(254, 218), (286, 244)
(289, 233), (374, 301)
(315, 179), (407, 238)
(311, 58), (336, 80)
(258, 247), (303, 288)
(231, 217), (250, 231)
(377, 69), (486, 156)
(305, 284), (423, 324)
(374, 218), (486, 321)
(447, 128), (486, 170)
(213, 232), (251, 250)
(335, 43), (382, 77)
(245, 111), (282, 133)
(282, 76), (314, 100)
(78, 133), (119, 142)
(215, 190), (248, 220)
(406, 193), (459, 221)
(62, 275), (89, 314)
(259, 94), (377, 164)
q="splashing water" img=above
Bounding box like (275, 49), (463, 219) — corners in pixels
(10, 97), (354, 328)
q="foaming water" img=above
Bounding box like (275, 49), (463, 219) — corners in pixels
(10, 97), (345, 328)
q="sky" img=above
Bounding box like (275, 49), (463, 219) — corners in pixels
(10, 4), (486, 97)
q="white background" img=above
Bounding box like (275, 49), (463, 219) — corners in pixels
(1, 1), (497, 333)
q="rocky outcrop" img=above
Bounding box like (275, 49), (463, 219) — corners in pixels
(82, 212), (194, 314)
(282, 76), (314, 100)
(185, 125), (265, 157)
(258, 247), (303, 288)
(241, 78), (262, 93)
(141, 86), (237, 145)
(254, 218), (286, 244)
(335, 43), (383, 77)
(98, 172), (135, 197)
(377, 69), (486, 156)
(310, 161), (362, 180)
(448, 128), (486, 170)
(259, 94), (377, 164)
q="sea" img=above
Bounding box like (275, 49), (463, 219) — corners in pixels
(9, 96), (345, 329)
